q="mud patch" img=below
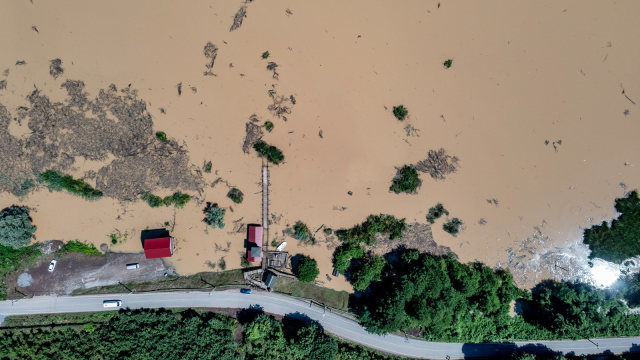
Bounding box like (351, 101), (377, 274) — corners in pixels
(16, 273), (33, 287)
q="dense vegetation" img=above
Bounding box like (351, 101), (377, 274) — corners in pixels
(296, 255), (320, 283)
(350, 254), (386, 291)
(227, 187), (244, 204)
(253, 141), (285, 165)
(204, 205), (226, 229)
(155, 131), (168, 142)
(392, 105), (408, 121)
(0, 206), (37, 248)
(37, 170), (103, 200)
(389, 166), (421, 194)
(0, 244), (41, 300)
(443, 217), (463, 236)
(290, 221), (313, 243)
(583, 190), (640, 263)
(141, 191), (191, 208)
(0, 308), (400, 359)
(58, 240), (101, 255)
(426, 203), (448, 224)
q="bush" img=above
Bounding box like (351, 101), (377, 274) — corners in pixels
(426, 203), (449, 224)
(389, 165), (421, 194)
(240, 253), (250, 268)
(443, 218), (463, 235)
(0, 206), (37, 248)
(15, 178), (34, 197)
(296, 255), (319, 283)
(218, 258), (226, 270)
(155, 131), (168, 142)
(333, 243), (365, 273)
(142, 192), (191, 208)
(204, 206), (226, 229)
(392, 105), (408, 121)
(350, 254), (386, 291)
(443, 59), (453, 69)
(323, 228), (332, 235)
(204, 161), (212, 173)
(291, 221), (312, 242)
(583, 190), (640, 263)
(253, 141), (285, 165)
(334, 214), (406, 246)
(264, 121), (274, 132)
(227, 188), (244, 204)
(59, 240), (101, 255)
(37, 170), (103, 200)
(262, 51), (270, 59)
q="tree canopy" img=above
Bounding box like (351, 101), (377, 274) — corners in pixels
(0, 205), (36, 248)
(296, 255), (320, 283)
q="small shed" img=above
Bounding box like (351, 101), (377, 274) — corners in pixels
(248, 246), (262, 262)
(264, 272), (277, 289)
(144, 237), (174, 259)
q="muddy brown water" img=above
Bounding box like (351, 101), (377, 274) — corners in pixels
(1, 1), (639, 292)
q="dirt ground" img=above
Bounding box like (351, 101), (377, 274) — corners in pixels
(6, 252), (167, 299)
(0, 1), (639, 293)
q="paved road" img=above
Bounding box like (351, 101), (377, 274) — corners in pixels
(1, 290), (639, 359)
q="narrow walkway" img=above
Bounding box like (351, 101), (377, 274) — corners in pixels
(262, 163), (269, 271)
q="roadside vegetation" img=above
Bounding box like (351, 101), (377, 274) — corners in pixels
(426, 203), (448, 224)
(58, 240), (101, 255)
(389, 165), (421, 194)
(253, 140), (285, 165)
(0, 244), (41, 300)
(295, 255), (319, 283)
(141, 191), (191, 208)
(37, 170), (103, 200)
(392, 105), (408, 121)
(0, 206), (37, 248)
(204, 204), (226, 229)
(583, 190), (640, 263)
(273, 277), (349, 311)
(0, 308), (399, 359)
(226, 187), (244, 204)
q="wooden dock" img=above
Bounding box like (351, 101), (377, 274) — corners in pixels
(262, 163), (269, 270)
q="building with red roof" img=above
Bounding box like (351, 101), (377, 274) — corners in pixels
(247, 225), (263, 263)
(248, 225), (263, 246)
(144, 237), (174, 259)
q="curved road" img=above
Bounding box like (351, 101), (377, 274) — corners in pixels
(1, 290), (639, 359)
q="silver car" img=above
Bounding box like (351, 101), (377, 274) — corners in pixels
(48, 260), (57, 272)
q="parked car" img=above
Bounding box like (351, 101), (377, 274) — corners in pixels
(103, 300), (122, 308)
(48, 260), (57, 272)
(240, 288), (252, 294)
(126, 263), (140, 270)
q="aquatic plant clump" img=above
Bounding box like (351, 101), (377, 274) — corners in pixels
(37, 170), (103, 200)
(0, 206), (36, 248)
(583, 190), (640, 263)
(392, 105), (408, 121)
(443, 218), (463, 236)
(253, 141), (285, 165)
(426, 203), (449, 224)
(389, 165), (422, 194)
(227, 188), (244, 204)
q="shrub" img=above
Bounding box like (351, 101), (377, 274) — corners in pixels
(59, 240), (101, 255)
(227, 188), (244, 204)
(264, 121), (274, 132)
(0, 206), (37, 248)
(389, 165), (421, 194)
(333, 243), (365, 273)
(37, 170), (103, 200)
(262, 51), (270, 59)
(155, 131), (168, 142)
(142, 192), (191, 208)
(296, 255), (319, 283)
(205, 206), (226, 229)
(240, 253), (250, 268)
(583, 190), (640, 263)
(323, 228), (332, 235)
(334, 214), (406, 246)
(204, 161), (212, 173)
(253, 141), (285, 165)
(291, 221), (311, 242)
(350, 254), (386, 291)
(218, 258), (226, 270)
(392, 105), (408, 121)
(443, 218), (463, 236)
(16, 178), (34, 197)
(443, 59), (453, 69)
(426, 203), (449, 224)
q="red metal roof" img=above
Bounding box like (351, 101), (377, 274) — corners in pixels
(144, 237), (173, 259)
(248, 225), (263, 247)
(248, 246), (262, 262)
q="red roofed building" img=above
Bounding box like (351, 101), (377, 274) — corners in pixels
(247, 225), (263, 262)
(144, 237), (174, 259)
(248, 225), (263, 246)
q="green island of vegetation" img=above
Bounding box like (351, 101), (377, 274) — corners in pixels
(253, 140), (285, 165)
(583, 190), (640, 263)
(426, 203), (448, 224)
(0, 309), (401, 359)
(226, 187), (244, 204)
(389, 165), (421, 194)
(37, 169), (103, 200)
(0, 206), (37, 248)
(141, 191), (191, 208)
(392, 105), (408, 121)
(296, 255), (319, 283)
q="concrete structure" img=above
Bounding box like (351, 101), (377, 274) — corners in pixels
(264, 272), (277, 289)
(265, 251), (289, 268)
(143, 237), (174, 259)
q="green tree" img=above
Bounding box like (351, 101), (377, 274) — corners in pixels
(350, 254), (386, 291)
(253, 141), (285, 165)
(227, 188), (244, 204)
(389, 165), (421, 194)
(0, 206), (36, 248)
(296, 255), (319, 283)
(333, 243), (365, 273)
(244, 313), (286, 358)
(290, 322), (339, 360)
(205, 206), (226, 229)
(392, 105), (408, 121)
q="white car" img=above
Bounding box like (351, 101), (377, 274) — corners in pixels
(103, 300), (122, 308)
(48, 260), (57, 272)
